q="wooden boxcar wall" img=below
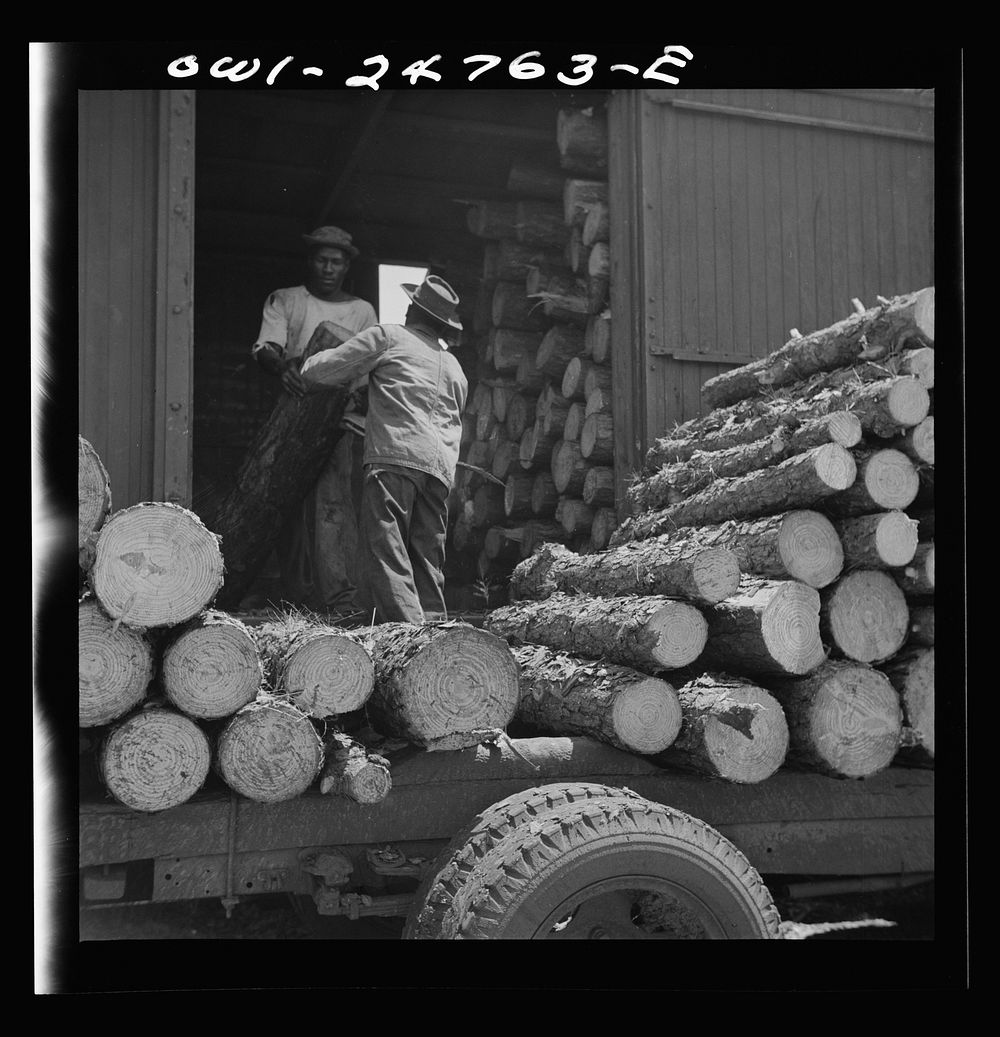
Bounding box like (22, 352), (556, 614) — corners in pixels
(608, 87), (934, 503)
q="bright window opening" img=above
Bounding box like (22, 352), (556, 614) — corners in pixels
(379, 264), (429, 324)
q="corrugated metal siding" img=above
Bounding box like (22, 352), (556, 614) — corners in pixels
(78, 90), (160, 508)
(613, 88), (934, 458)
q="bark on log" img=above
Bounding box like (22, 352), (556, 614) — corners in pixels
(526, 263), (578, 297)
(491, 439), (521, 482)
(504, 473), (535, 519)
(557, 107), (609, 176)
(511, 643), (682, 755)
(505, 162), (565, 200)
(590, 508), (619, 550)
(893, 542), (935, 597)
(536, 323), (587, 379)
(492, 281), (549, 331)
(582, 201), (610, 247)
(490, 328), (542, 372)
(551, 440), (591, 495)
(79, 435), (112, 571)
(820, 569), (910, 664)
(629, 413), (862, 513)
(651, 674), (789, 784)
(539, 395), (571, 440)
(585, 387), (613, 417)
(583, 362), (613, 398)
(79, 599), (154, 728)
(92, 502), (225, 629)
(362, 622), (521, 749)
(766, 660), (902, 778)
(504, 393), (535, 442)
(515, 350), (547, 394)
(566, 224), (591, 275)
(698, 577), (827, 676)
(880, 647), (935, 763)
(319, 732), (392, 803)
(556, 497), (594, 536)
(897, 347), (936, 388)
(216, 696), (326, 803)
(908, 605), (935, 646)
(519, 424), (557, 470)
(563, 402), (586, 442)
(471, 484), (505, 528)
(162, 609), (263, 720)
(508, 537), (739, 607)
(582, 466), (616, 508)
(891, 416), (934, 466)
(484, 525), (523, 564)
(518, 520), (571, 558)
(533, 277), (596, 319)
(484, 239), (565, 282)
(834, 511), (919, 570)
(466, 200), (519, 239)
(486, 592), (708, 672)
(561, 357), (597, 401)
(700, 287), (935, 409)
(585, 312), (612, 364)
(212, 322), (356, 609)
(563, 179), (609, 229)
(581, 411), (615, 464)
(515, 200), (571, 249)
(612, 445), (856, 545)
(822, 448), (919, 517)
(100, 705), (212, 812)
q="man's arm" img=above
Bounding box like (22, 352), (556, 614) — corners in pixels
(252, 292), (308, 397)
(300, 325), (388, 389)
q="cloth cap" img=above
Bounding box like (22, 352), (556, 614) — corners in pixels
(301, 225), (360, 258)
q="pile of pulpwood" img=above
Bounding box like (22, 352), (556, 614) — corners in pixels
(484, 286), (936, 784)
(447, 105), (618, 604)
(78, 436), (522, 814)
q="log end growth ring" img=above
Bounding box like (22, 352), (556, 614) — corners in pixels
(899, 649), (935, 756)
(690, 548), (742, 604)
(825, 411), (863, 448)
(78, 601), (153, 727)
(875, 511), (920, 567)
(778, 511), (844, 589)
(824, 570), (910, 664)
(610, 678), (683, 754)
(885, 377), (931, 428)
(646, 601), (709, 670)
(862, 449), (920, 510)
(282, 632), (375, 718)
(761, 583), (827, 675)
(704, 684), (789, 784)
(78, 436), (111, 551)
(813, 443), (857, 491)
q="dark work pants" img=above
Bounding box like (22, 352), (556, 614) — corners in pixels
(360, 463), (449, 624)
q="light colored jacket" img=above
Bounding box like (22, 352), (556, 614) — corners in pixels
(301, 323), (468, 488)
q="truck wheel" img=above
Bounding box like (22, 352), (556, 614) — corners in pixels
(442, 797), (781, 939)
(403, 782), (643, 940)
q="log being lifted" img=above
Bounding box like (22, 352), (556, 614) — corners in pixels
(821, 569), (910, 664)
(893, 542), (935, 597)
(216, 695), (326, 802)
(486, 592), (708, 672)
(319, 732), (391, 803)
(91, 502), (225, 629)
(252, 614), (375, 718)
(509, 536), (739, 606)
(834, 511), (919, 570)
(611, 444), (856, 546)
(212, 321), (356, 609)
(100, 705), (212, 812)
(766, 660), (903, 779)
(880, 647), (934, 764)
(78, 435), (111, 571)
(629, 412), (863, 513)
(700, 287), (935, 409)
(697, 577), (827, 676)
(822, 448), (919, 517)
(511, 643), (682, 755)
(651, 673), (789, 784)
(79, 598), (154, 728)
(363, 622), (520, 750)
(161, 609), (263, 719)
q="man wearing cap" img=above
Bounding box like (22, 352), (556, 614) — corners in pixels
(252, 226), (378, 611)
(300, 274), (468, 624)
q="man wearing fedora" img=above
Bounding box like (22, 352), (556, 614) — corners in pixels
(300, 274), (468, 624)
(253, 225), (378, 611)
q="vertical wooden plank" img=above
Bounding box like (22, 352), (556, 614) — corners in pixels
(675, 107), (700, 418)
(760, 89), (785, 359)
(823, 93), (851, 322)
(728, 89), (752, 358)
(742, 88), (767, 358)
(643, 95), (669, 445)
(792, 92), (817, 334)
(838, 95), (866, 306)
(695, 111), (717, 362)
(777, 119), (800, 348)
(711, 89), (734, 358)
(808, 92), (833, 330)
(889, 139), (913, 294)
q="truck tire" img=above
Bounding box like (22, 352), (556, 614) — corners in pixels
(432, 796), (782, 940)
(403, 782), (643, 940)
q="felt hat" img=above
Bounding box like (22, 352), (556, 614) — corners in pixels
(301, 225), (360, 258)
(401, 275), (463, 331)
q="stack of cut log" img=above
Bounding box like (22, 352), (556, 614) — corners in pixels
(484, 287), (935, 783)
(449, 106), (615, 604)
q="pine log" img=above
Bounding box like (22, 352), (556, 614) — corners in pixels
(212, 321), (357, 608)
(466, 381), (493, 417)
(162, 610), (263, 720)
(511, 643), (682, 754)
(563, 402), (586, 442)
(551, 440), (591, 495)
(834, 511), (919, 570)
(538, 391), (571, 439)
(509, 534), (739, 606)
(518, 520), (571, 558)
(588, 240), (610, 280)
(823, 448), (919, 517)
(519, 424), (557, 470)
(585, 312), (612, 364)
(471, 484), (505, 528)
(504, 393), (535, 442)
(561, 356), (597, 401)
(526, 263), (579, 298)
(585, 386), (613, 417)
(582, 466), (616, 508)
(766, 660), (902, 778)
(651, 674), (789, 784)
(821, 569), (910, 664)
(251, 614), (375, 717)
(504, 472), (535, 519)
(490, 328), (542, 372)
(533, 276), (595, 319)
(563, 179), (609, 229)
(536, 322), (587, 379)
(492, 281), (549, 331)
(897, 346), (936, 388)
(79, 599), (154, 728)
(908, 605), (935, 646)
(700, 287), (935, 409)
(79, 435), (112, 571)
(556, 497), (594, 536)
(92, 502), (225, 629)
(582, 201), (610, 246)
(580, 411), (615, 464)
(100, 705), (212, 812)
(216, 696), (325, 802)
(612, 445), (856, 546)
(698, 577), (827, 676)
(475, 405), (499, 442)
(319, 732), (392, 803)
(505, 162), (565, 200)
(484, 525), (523, 564)
(566, 224), (591, 275)
(891, 416), (934, 466)
(473, 280), (497, 334)
(452, 514), (486, 555)
(363, 622), (520, 749)
(515, 350), (547, 394)
(629, 413), (862, 513)
(583, 362), (613, 399)
(491, 439), (521, 482)
(590, 508), (619, 550)
(484, 239), (565, 282)
(893, 542), (935, 597)
(880, 647), (935, 763)
(530, 472), (560, 517)
(486, 593), (708, 672)
(515, 199), (571, 249)
(466, 199), (519, 239)
(557, 107), (609, 176)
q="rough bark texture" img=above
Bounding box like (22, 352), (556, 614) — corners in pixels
(511, 643), (682, 754)
(79, 435), (112, 571)
(92, 502), (225, 630)
(551, 440), (591, 495)
(319, 732), (392, 803)
(612, 445), (856, 545)
(518, 520), (571, 558)
(820, 569), (910, 664)
(822, 448), (919, 517)
(834, 511), (919, 570)
(162, 609), (263, 720)
(651, 674), (789, 784)
(519, 425), (556, 470)
(908, 605), (935, 646)
(505, 162), (565, 200)
(362, 622), (520, 749)
(556, 497), (594, 536)
(79, 599), (154, 728)
(563, 402), (586, 442)
(880, 647), (935, 763)
(766, 660), (903, 778)
(504, 473), (535, 519)
(557, 107), (609, 176)
(515, 200), (570, 249)
(491, 440), (521, 482)
(466, 200), (519, 239)
(698, 577), (827, 676)
(504, 393), (535, 442)
(515, 351), (547, 394)
(893, 541), (935, 597)
(585, 311), (612, 363)
(563, 179), (609, 229)
(590, 507), (619, 550)
(583, 362), (613, 398)
(490, 328), (542, 372)
(582, 466), (616, 508)
(536, 323), (586, 380)
(531, 472), (559, 517)
(581, 411), (615, 464)
(486, 592), (708, 672)
(492, 281), (550, 331)
(700, 287), (935, 409)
